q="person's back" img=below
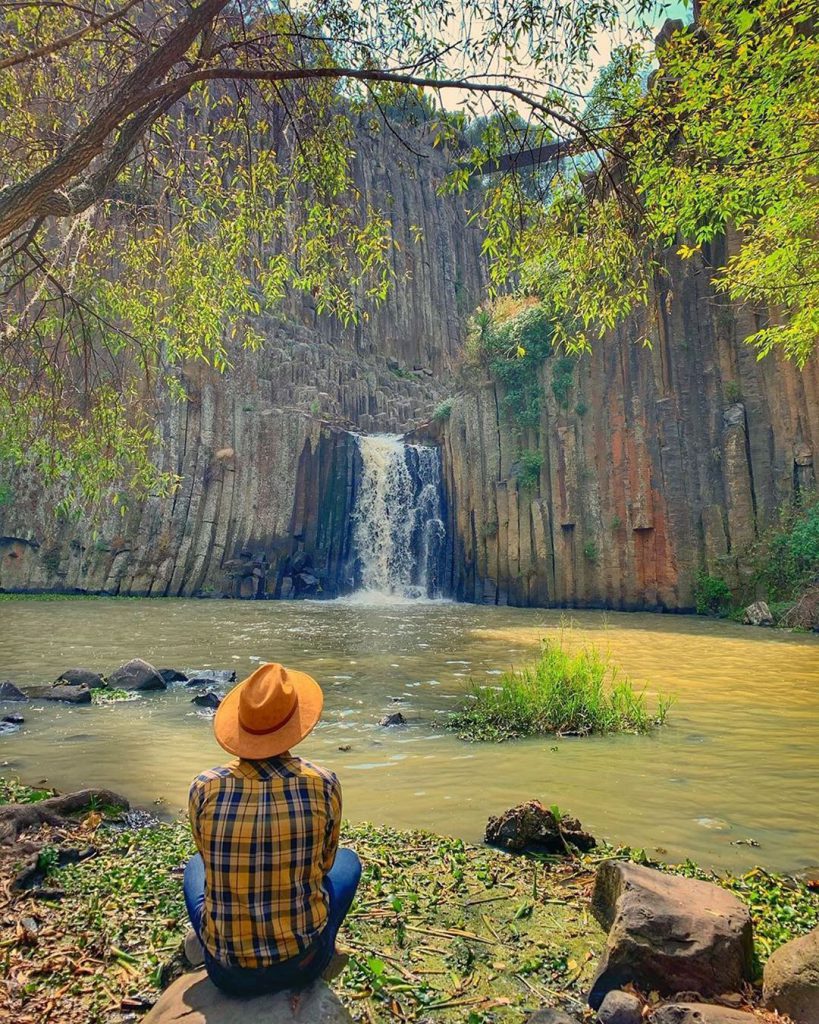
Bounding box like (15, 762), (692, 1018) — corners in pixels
(184, 663), (361, 997)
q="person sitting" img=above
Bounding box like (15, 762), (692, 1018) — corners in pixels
(184, 662), (361, 996)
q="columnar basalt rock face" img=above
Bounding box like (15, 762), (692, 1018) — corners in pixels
(441, 241), (819, 610)
(0, 123), (485, 599)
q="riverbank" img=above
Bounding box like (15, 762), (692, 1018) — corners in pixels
(1, 779), (817, 1024)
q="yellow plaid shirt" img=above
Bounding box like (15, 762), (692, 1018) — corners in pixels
(188, 755), (342, 967)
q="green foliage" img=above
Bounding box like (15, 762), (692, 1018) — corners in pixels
(724, 381), (743, 405)
(37, 845), (60, 875)
(582, 541), (599, 563)
(91, 688), (137, 705)
(449, 636), (672, 741)
(514, 449), (543, 490)
(432, 398), (454, 421)
(475, 0), (819, 366)
(693, 571), (734, 617)
(574, 400), (588, 417)
(551, 356), (576, 408)
(467, 298), (553, 429)
(750, 497), (819, 601)
(0, 480), (13, 506)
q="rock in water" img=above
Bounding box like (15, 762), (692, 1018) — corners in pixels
(485, 800), (596, 854)
(0, 681), (27, 701)
(379, 712), (407, 727)
(184, 670), (236, 687)
(143, 970), (352, 1023)
(588, 861), (753, 1009)
(158, 669), (189, 685)
(27, 684), (91, 704)
(191, 691), (222, 710)
(55, 668), (105, 689)
(597, 989), (642, 1024)
(763, 925), (819, 1023)
(648, 1005), (756, 1024)
(743, 601), (774, 627)
(107, 658), (166, 692)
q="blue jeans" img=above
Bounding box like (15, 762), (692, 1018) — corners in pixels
(183, 848), (362, 997)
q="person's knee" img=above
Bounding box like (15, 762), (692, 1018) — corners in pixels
(335, 847), (362, 884)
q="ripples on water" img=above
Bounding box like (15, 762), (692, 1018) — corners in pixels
(0, 597), (817, 872)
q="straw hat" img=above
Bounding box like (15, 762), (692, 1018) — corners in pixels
(214, 663), (323, 759)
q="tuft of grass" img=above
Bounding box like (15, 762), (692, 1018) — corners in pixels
(449, 638), (672, 742)
(432, 397), (454, 421)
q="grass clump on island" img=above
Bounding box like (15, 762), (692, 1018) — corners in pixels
(450, 638), (672, 741)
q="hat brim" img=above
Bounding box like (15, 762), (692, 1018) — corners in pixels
(213, 669), (324, 759)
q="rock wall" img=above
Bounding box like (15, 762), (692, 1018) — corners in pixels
(0, 120), (485, 598)
(440, 236), (819, 610)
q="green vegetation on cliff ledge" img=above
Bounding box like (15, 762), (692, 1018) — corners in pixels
(2, 778), (818, 1023)
(449, 638), (672, 742)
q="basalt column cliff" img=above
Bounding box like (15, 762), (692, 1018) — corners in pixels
(438, 235), (819, 610)
(1, 129), (817, 606)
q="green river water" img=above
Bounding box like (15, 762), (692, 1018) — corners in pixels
(0, 596), (817, 873)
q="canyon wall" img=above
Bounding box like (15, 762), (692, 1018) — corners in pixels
(440, 235), (819, 609)
(2, 125), (818, 607)
(0, 119), (484, 598)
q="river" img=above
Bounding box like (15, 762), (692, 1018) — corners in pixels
(1, 595), (817, 873)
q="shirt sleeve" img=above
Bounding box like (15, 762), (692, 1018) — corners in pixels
(321, 776), (342, 874)
(188, 778), (205, 854)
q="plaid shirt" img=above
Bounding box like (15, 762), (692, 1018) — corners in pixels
(188, 755), (342, 967)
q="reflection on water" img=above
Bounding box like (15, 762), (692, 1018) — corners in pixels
(0, 597), (818, 872)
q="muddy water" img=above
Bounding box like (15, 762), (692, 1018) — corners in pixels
(0, 596), (817, 872)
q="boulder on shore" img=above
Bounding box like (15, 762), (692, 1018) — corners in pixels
(55, 668), (105, 689)
(485, 800), (596, 854)
(107, 658), (166, 692)
(27, 684), (91, 704)
(647, 1004), (756, 1024)
(526, 1010), (579, 1024)
(0, 681), (27, 701)
(588, 861), (753, 1009)
(597, 989), (642, 1024)
(142, 970), (352, 1024)
(763, 924), (819, 1023)
(743, 601), (774, 627)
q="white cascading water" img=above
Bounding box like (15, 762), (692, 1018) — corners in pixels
(352, 434), (446, 600)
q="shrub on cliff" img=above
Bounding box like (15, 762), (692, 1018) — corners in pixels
(449, 638), (672, 741)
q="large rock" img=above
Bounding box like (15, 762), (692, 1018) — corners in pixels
(27, 684), (91, 704)
(589, 861), (753, 1009)
(647, 1005), (756, 1024)
(743, 601), (774, 627)
(763, 925), (819, 1023)
(107, 658), (166, 692)
(485, 800), (596, 854)
(143, 970), (352, 1024)
(0, 681), (27, 701)
(55, 667), (106, 689)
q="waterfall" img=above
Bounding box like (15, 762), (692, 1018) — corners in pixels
(352, 434), (446, 599)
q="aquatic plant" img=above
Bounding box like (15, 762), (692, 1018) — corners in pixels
(449, 638), (672, 741)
